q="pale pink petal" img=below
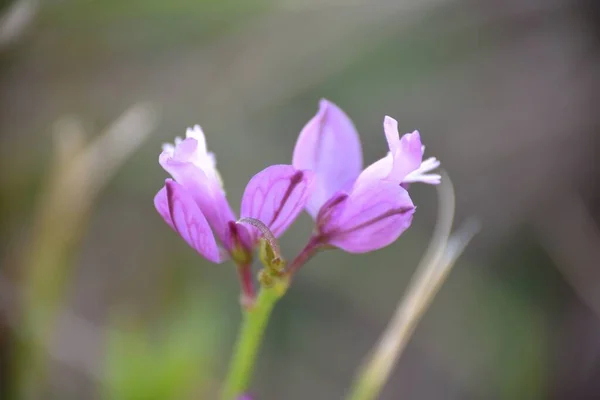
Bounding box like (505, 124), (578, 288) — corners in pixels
(185, 125), (208, 154)
(383, 116), (401, 154)
(383, 117), (423, 182)
(292, 99), (362, 218)
(353, 153), (393, 188)
(354, 118), (425, 189)
(240, 165), (315, 240)
(403, 156), (442, 185)
(163, 180), (222, 263)
(162, 127), (220, 184)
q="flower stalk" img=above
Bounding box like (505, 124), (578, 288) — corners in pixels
(285, 235), (322, 278)
(222, 222), (322, 400)
(221, 282), (287, 400)
(236, 263), (256, 309)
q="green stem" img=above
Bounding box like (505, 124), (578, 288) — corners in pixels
(221, 285), (284, 400)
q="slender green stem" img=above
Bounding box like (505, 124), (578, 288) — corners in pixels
(221, 237), (320, 400)
(221, 285), (284, 400)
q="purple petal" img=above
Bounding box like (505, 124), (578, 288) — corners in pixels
(292, 99), (362, 218)
(159, 155), (235, 244)
(154, 186), (175, 231)
(223, 220), (253, 262)
(159, 127), (235, 243)
(240, 165), (315, 240)
(318, 180), (415, 253)
(157, 180), (222, 263)
(316, 191), (349, 232)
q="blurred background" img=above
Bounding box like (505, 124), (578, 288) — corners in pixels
(1, 0), (600, 399)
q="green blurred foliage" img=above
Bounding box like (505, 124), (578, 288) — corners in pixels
(103, 292), (223, 400)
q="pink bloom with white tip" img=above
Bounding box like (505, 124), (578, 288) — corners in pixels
(155, 125), (314, 264)
(292, 99), (441, 254)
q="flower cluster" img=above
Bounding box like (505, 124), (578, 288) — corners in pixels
(154, 100), (440, 300)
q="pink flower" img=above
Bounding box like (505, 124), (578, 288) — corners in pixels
(292, 100), (440, 254)
(154, 125), (314, 264)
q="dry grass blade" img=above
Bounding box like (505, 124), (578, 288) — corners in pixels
(347, 172), (480, 400)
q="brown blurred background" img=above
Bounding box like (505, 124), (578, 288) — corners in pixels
(1, 0), (600, 399)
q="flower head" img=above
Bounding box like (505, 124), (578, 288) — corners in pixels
(292, 100), (440, 254)
(155, 125), (315, 264)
